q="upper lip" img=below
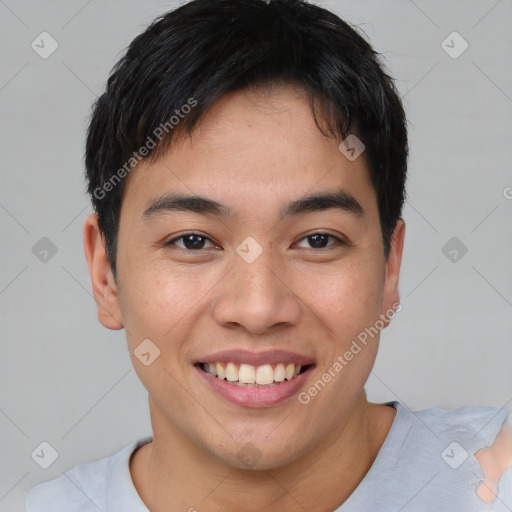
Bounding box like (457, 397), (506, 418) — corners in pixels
(196, 349), (315, 367)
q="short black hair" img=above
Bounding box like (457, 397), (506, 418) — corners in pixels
(85, 0), (408, 280)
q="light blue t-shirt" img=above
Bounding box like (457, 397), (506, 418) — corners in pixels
(24, 402), (512, 511)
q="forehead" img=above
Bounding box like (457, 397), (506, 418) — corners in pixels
(121, 85), (377, 224)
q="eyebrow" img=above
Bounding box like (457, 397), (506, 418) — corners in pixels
(142, 188), (365, 221)
(280, 189), (364, 218)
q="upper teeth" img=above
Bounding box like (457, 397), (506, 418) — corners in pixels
(205, 362), (302, 384)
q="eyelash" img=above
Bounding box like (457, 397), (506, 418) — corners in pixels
(164, 232), (347, 252)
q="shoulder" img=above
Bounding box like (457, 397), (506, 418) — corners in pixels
(24, 455), (110, 512)
(397, 403), (512, 510)
(24, 439), (146, 512)
(411, 403), (511, 450)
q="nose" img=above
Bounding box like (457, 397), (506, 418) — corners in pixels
(210, 247), (302, 334)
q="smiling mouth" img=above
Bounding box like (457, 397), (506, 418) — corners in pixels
(196, 362), (314, 388)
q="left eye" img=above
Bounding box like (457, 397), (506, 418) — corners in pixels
(295, 233), (344, 250)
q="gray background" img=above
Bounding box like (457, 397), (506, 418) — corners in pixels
(1, 0), (511, 510)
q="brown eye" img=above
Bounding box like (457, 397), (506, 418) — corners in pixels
(165, 233), (217, 251)
(296, 233), (345, 250)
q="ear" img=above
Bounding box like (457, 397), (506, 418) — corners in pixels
(380, 219), (405, 327)
(83, 213), (124, 330)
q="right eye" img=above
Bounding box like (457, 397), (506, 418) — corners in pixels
(164, 233), (220, 251)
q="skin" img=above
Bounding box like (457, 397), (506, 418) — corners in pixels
(84, 83), (405, 511)
(475, 418), (512, 504)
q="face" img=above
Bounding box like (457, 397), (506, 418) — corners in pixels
(85, 84), (405, 470)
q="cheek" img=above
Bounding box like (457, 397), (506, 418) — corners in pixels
(300, 260), (384, 343)
(119, 264), (204, 400)
(296, 267), (383, 422)
(119, 258), (221, 346)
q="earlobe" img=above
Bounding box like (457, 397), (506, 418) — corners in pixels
(83, 213), (124, 330)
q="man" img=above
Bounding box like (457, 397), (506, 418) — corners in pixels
(24, 0), (512, 510)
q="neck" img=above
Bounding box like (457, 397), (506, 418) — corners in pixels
(130, 391), (395, 512)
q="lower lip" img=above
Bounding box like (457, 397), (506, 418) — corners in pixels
(194, 365), (314, 408)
